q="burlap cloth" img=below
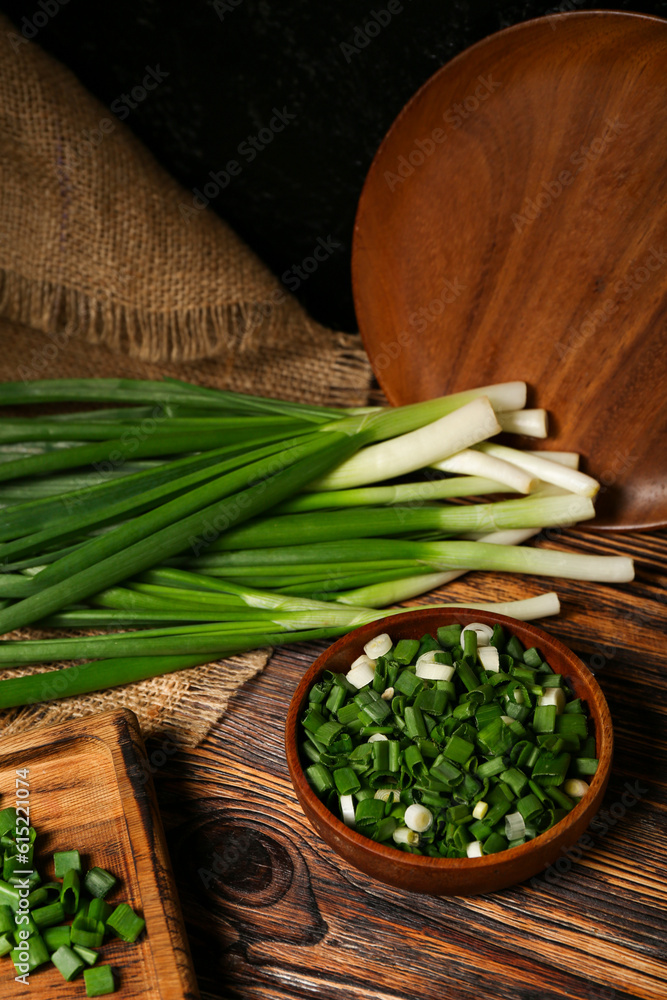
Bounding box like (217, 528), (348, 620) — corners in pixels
(0, 16), (373, 745)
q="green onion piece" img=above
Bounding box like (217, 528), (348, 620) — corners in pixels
(13, 913), (38, 941)
(61, 868), (81, 914)
(27, 887), (49, 909)
(301, 707), (326, 734)
(403, 744), (427, 779)
(313, 721), (344, 747)
(33, 900), (66, 928)
(476, 757), (506, 779)
(333, 767), (360, 796)
(523, 647), (543, 668)
(528, 779), (549, 803)
(73, 944), (99, 966)
(506, 635), (525, 660)
(305, 764), (334, 794)
(443, 734), (475, 764)
(504, 811), (526, 841)
(512, 665), (537, 685)
(483, 798), (512, 826)
(394, 638), (420, 663)
(456, 658), (480, 692)
(336, 701), (360, 725)
(404, 705), (428, 740)
(52, 944), (86, 981)
(355, 798), (386, 829)
(301, 740), (321, 764)
(359, 698), (391, 725)
(540, 673), (564, 688)
(477, 717), (515, 756)
(0, 932), (13, 957)
(482, 831), (509, 854)
(0, 809), (17, 836)
(447, 803), (472, 824)
(489, 624), (506, 649)
(429, 757), (463, 786)
(71, 917), (105, 949)
(0, 879), (20, 910)
(42, 924), (71, 952)
(532, 752), (571, 787)
(437, 624), (462, 648)
(556, 713), (588, 738)
(393, 670), (423, 698)
(537, 733), (566, 753)
(414, 687), (448, 716)
(469, 819), (492, 841)
(84, 963), (116, 996)
(54, 850), (82, 876)
(84, 867), (117, 899)
(11, 933), (50, 972)
(500, 767), (529, 797)
(574, 757), (599, 777)
(516, 793), (543, 822)
(0, 904), (14, 934)
(533, 705), (557, 733)
(325, 684), (347, 714)
(546, 787), (575, 811)
(3, 854), (31, 882)
(106, 902), (145, 943)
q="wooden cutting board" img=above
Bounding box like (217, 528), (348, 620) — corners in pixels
(0, 709), (199, 999)
(352, 11), (667, 531)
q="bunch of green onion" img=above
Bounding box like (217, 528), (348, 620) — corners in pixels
(0, 377), (633, 709)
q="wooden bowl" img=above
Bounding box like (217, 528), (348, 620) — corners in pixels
(352, 11), (667, 531)
(285, 608), (612, 896)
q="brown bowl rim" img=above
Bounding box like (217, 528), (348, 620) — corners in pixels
(285, 608), (613, 880)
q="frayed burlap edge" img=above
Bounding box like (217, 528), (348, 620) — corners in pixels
(0, 269), (355, 367)
(0, 317), (373, 410)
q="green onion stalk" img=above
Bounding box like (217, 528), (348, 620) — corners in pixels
(0, 376), (634, 710)
(0, 590), (562, 708)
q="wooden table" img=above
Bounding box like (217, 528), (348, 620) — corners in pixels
(156, 525), (667, 1000)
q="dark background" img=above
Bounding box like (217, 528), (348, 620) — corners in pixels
(2, 0), (666, 331)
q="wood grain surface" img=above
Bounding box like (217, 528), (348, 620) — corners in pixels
(0, 710), (199, 999)
(153, 525), (667, 1000)
(352, 11), (667, 531)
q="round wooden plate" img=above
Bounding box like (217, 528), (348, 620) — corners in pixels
(352, 11), (667, 530)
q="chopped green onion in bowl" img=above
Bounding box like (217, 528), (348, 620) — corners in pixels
(285, 608), (613, 896)
(299, 622), (597, 858)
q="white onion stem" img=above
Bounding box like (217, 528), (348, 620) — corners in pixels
(476, 442), (599, 497)
(432, 448), (537, 493)
(525, 450), (580, 469)
(433, 381), (527, 413)
(311, 397), (501, 491)
(497, 409), (549, 438)
(335, 529), (541, 607)
(461, 528), (542, 544)
(439, 593), (562, 619)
